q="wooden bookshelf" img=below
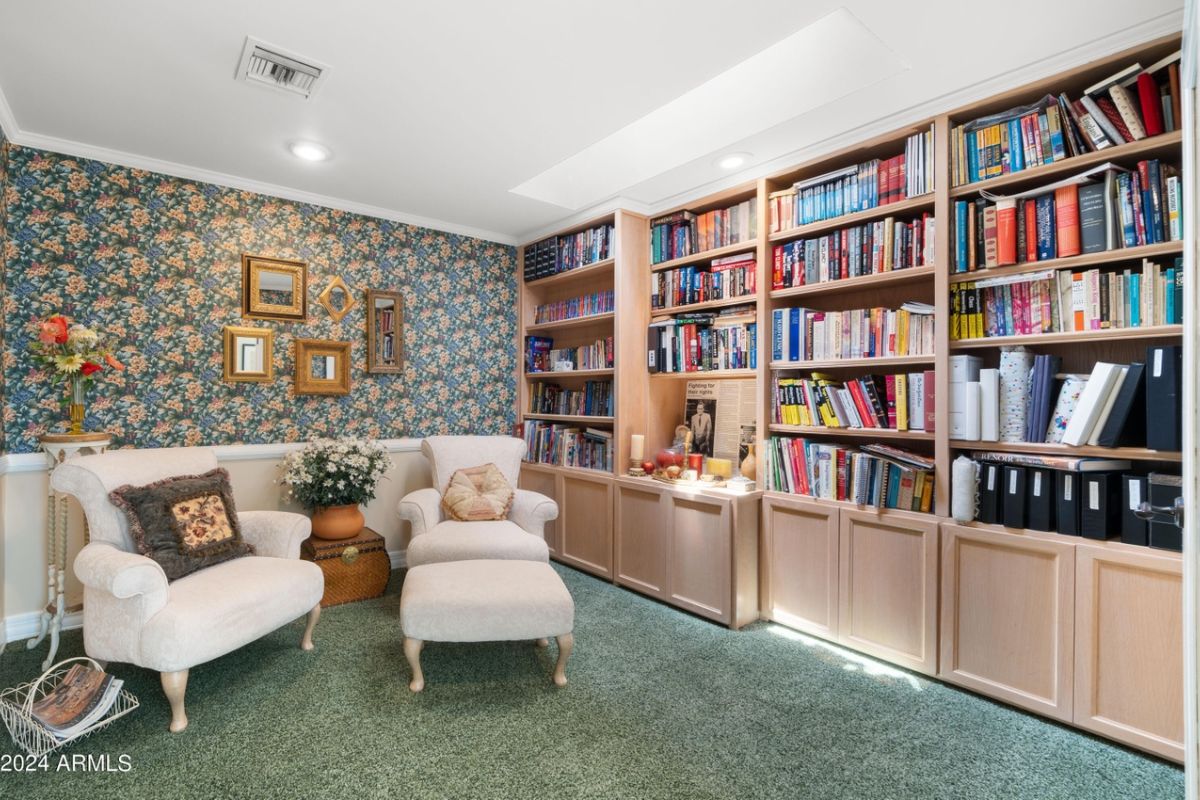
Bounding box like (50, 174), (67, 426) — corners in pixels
(652, 294), (757, 316)
(649, 240), (759, 273)
(947, 240), (1184, 284)
(949, 324), (1181, 349)
(523, 368), (614, 379)
(769, 194), (935, 243)
(525, 311), (615, 334)
(771, 266), (935, 299)
(769, 424), (936, 442)
(523, 413), (615, 424)
(649, 368), (757, 380)
(524, 257), (615, 289)
(949, 439), (1182, 462)
(770, 354), (937, 371)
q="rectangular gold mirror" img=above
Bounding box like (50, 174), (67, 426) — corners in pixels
(242, 254), (307, 320)
(223, 326), (274, 382)
(294, 338), (351, 395)
(366, 289), (403, 374)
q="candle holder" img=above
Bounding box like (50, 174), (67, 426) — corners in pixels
(627, 458), (646, 477)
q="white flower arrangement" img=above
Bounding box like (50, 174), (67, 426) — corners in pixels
(279, 438), (390, 510)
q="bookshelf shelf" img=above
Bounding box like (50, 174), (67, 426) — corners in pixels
(955, 519), (1184, 556)
(947, 130), (1182, 198)
(525, 311), (615, 333)
(523, 258), (615, 288)
(950, 439), (1182, 463)
(520, 461), (615, 480)
(949, 324), (1182, 349)
(769, 194), (935, 243)
(652, 295), (757, 316)
(769, 424), (935, 442)
(524, 368), (615, 379)
(760, 490), (936, 518)
(771, 355), (937, 371)
(522, 413), (615, 424)
(771, 266), (935, 299)
(947, 241), (1185, 285)
(649, 368), (757, 380)
(650, 240), (759, 273)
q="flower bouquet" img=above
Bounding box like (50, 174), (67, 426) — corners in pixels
(29, 314), (126, 435)
(279, 438), (391, 540)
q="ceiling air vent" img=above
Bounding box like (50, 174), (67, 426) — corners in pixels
(236, 37), (328, 99)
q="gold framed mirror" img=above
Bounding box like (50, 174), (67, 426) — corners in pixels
(242, 254), (307, 320)
(366, 289), (403, 374)
(317, 276), (357, 323)
(223, 326), (274, 382)
(294, 338), (351, 395)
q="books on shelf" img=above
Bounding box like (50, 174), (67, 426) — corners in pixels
(533, 289), (615, 324)
(521, 420), (613, 472)
(768, 124), (935, 233)
(950, 52), (1181, 187)
(29, 663), (125, 742)
(523, 222), (616, 281)
(652, 253), (756, 309)
(950, 255), (1183, 339)
(765, 437), (935, 512)
(773, 371), (936, 432)
(529, 380), (613, 417)
(771, 302), (935, 362)
(647, 307), (757, 374)
(650, 198), (757, 264)
(953, 160), (1181, 272)
(524, 335), (613, 374)
(772, 213), (934, 289)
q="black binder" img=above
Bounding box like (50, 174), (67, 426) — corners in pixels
(1145, 346), (1182, 452)
(1095, 362), (1145, 447)
(1148, 473), (1183, 551)
(1056, 470), (1081, 536)
(1026, 467), (1056, 532)
(1080, 472), (1121, 540)
(1002, 466), (1027, 529)
(1120, 474), (1149, 546)
(977, 462), (1002, 525)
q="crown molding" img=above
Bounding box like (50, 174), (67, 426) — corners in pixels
(513, 195), (653, 245)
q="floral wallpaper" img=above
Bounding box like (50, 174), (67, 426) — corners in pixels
(0, 144), (517, 453)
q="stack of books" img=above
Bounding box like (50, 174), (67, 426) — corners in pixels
(523, 223), (615, 281)
(529, 380), (613, 417)
(771, 302), (935, 362)
(524, 336), (613, 373)
(772, 213), (935, 289)
(647, 306), (757, 373)
(521, 421), (613, 472)
(765, 438), (935, 512)
(649, 198), (757, 264)
(773, 371), (935, 432)
(533, 289), (615, 324)
(652, 253), (756, 309)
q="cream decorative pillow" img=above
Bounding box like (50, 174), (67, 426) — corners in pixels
(442, 464), (514, 521)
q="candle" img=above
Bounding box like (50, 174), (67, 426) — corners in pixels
(630, 434), (644, 461)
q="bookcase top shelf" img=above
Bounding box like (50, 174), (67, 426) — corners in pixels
(769, 424), (935, 442)
(523, 258), (614, 288)
(650, 240), (759, 273)
(771, 266), (935, 300)
(772, 355), (936, 370)
(653, 295), (758, 316)
(522, 413), (615, 424)
(769, 194), (935, 243)
(947, 241), (1184, 285)
(950, 439), (1182, 463)
(524, 368), (615, 379)
(650, 369), (757, 380)
(949, 324), (1182, 349)
(525, 312), (615, 334)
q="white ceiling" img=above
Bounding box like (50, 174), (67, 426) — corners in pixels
(0, 1), (1184, 245)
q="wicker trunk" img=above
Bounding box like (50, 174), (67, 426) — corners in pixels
(300, 528), (391, 607)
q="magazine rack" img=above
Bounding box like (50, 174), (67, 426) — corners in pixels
(0, 657), (139, 757)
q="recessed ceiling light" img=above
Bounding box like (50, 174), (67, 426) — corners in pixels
(288, 140), (332, 162)
(715, 152), (751, 170)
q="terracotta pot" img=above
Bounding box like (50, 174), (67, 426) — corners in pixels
(311, 504), (364, 540)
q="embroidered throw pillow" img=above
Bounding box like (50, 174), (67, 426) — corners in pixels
(442, 464), (514, 522)
(109, 468), (254, 581)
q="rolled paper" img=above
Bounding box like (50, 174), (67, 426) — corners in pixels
(630, 434), (644, 461)
(706, 457), (733, 479)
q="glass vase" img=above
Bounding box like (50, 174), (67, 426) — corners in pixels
(68, 374), (85, 435)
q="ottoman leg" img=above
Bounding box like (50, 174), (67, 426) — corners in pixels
(535, 638), (549, 648)
(553, 633), (574, 687)
(404, 637), (425, 692)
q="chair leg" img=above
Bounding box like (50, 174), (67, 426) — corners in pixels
(301, 604), (321, 651)
(535, 638), (549, 648)
(161, 670), (189, 733)
(404, 638), (425, 692)
(553, 633), (574, 687)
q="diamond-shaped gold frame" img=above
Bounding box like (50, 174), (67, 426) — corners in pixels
(317, 275), (357, 323)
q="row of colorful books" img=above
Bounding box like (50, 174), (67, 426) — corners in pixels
(646, 308), (757, 373)
(524, 335), (613, 374)
(521, 421), (613, 472)
(950, 51), (1180, 187)
(533, 289), (615, 324)
(764, 438), (936, 512)
(651, 253), (756, 309)
(950, 257), (1182, 340)
(953, 161), (1180, 272)
(523, 223), (616, 282)
(528, 380), (612, 417)
(649, 199), (757, 265)
(771, 302), (935, 363)
(772, 214), (935, 290)
(773, 371), (935, 432)
(767, 125), (935, 233)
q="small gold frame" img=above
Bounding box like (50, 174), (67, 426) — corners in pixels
(366, 289), (403, 374)
(317, 276), (357, 323)
(223, 325), (274, 383)
(242, 254), (307, 321)
(294, 338), (351, 396)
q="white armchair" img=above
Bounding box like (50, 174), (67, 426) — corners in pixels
(398, 436), (558, 567)
(53, 447), (324, 733)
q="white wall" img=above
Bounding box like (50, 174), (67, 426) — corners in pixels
(1, 440), (432, 642)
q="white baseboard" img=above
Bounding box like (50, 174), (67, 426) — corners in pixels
(3, 610), (84, 645)
(389, 549), (407, 570)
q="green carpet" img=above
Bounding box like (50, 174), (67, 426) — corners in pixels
(0, 565), (1183, 799)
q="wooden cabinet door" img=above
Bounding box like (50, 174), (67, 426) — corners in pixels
(1074, 544), (1183, 762)
(939, 524), (1075, 721)
(518, 465), (561, 557)
(557, 472), (614, 578)
(763, 495), (838, 639)
(838, 509), (939, 675)
(667, 492), (733, 624)
(615, 482), (668, 599)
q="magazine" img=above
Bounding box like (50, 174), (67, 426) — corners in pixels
(29, 664), (124, 741)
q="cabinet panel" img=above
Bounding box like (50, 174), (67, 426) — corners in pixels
(1074, 545), (1183, 762)
(763, 495), (838, 639)
(668, 494), (732, 623)
(939, 524), (1074, 721)
(838, 510), (938, 675)
(615, 484), (668, 599)
(517, 466), (561, 557)
(558, 473), (614, 579)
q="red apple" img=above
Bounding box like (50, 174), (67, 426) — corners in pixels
(641, 460), (655, 474)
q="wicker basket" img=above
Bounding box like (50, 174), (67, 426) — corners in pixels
(301, 528), (390, 607)
(0, 657), (139, 758)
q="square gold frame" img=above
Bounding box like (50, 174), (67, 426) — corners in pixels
(366, 289), (404, 374)
(317, 275), (357, 323)
(222, 325), (274, 383)
(294, 338), (351, 396)
(242, 254), (308, 321)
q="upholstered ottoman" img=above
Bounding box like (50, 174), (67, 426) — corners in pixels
(399, 560), (574, 692)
